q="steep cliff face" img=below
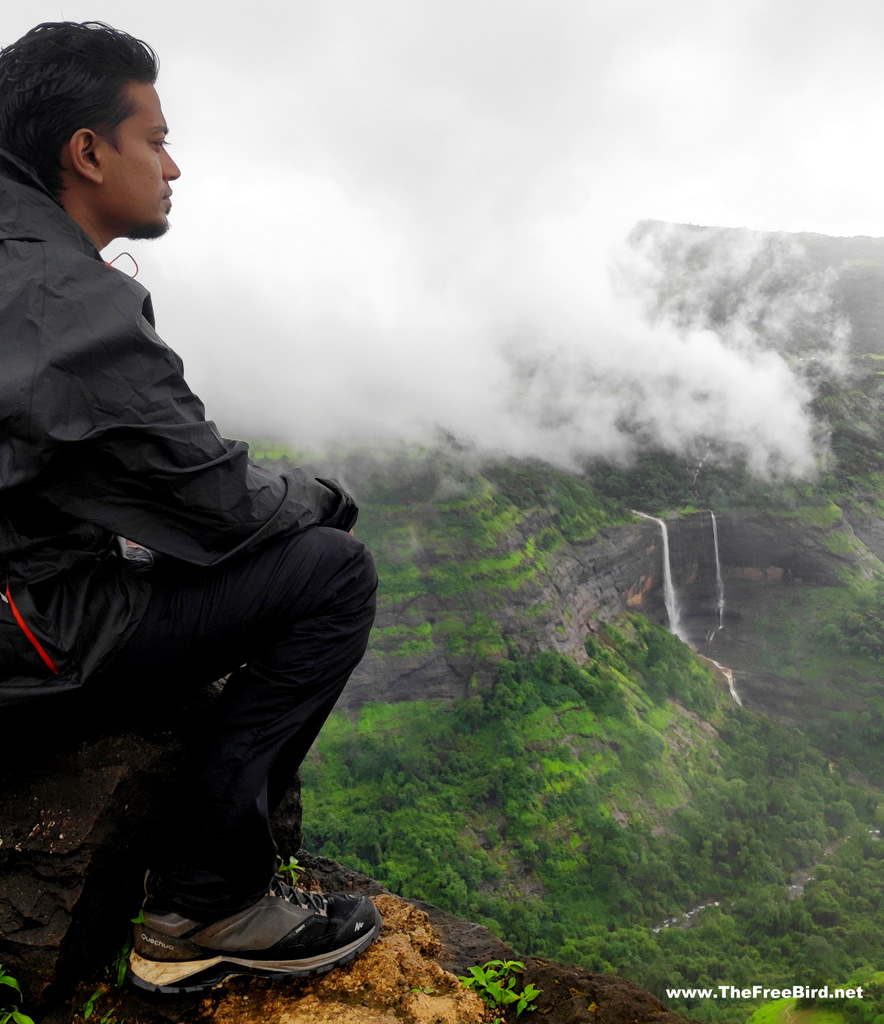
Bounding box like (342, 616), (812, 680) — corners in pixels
(340, 517), (655, 708)
(666, 507), (881, 726)
(345, 492), (881, 738)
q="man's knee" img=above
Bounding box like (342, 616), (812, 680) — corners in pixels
(278, 527), (377, 613)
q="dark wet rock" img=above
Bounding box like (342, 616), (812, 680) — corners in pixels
(522, 958), (690, 1024)
(0, 690), (302, 1010)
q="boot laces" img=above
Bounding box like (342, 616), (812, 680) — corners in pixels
(269, 876), (328, 914)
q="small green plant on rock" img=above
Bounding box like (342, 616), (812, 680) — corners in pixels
(0, 965), (35, 1024)
(277, 855), (303, 885)
(82, 984), (126, 1023)
(458, 959), (540, 1021)
(82, 989), (102, 1019)
(107, 907), (145, 992)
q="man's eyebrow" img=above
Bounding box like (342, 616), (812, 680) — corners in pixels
(152, 124), (169, 136)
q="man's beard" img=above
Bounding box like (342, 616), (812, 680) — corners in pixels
(127, 221), (170, 241)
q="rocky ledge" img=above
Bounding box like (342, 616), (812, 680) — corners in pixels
(0, 708), (692, 1024)
(39, 855), (692, 1024)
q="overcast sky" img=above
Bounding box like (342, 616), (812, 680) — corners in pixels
(7, 1), (884, 474)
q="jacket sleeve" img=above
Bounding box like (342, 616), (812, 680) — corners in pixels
(28, 256), (357, 566)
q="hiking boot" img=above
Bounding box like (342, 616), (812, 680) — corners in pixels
(128, 877), (382, 994)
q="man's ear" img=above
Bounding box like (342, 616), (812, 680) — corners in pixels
(61, 128), (106, 185)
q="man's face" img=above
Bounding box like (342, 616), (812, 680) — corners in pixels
(92, 81), (180, 244)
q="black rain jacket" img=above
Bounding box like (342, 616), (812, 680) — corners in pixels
(0, 150), (357, 705)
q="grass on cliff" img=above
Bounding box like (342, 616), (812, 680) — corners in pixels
(715, 577), (884, 775)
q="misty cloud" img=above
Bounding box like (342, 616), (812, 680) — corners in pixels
(152, 212), (843, 479)
(470, 221), (846, 481)
(624, 222), (850, 370)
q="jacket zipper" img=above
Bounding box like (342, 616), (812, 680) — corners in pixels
(3, 584), (59, 675)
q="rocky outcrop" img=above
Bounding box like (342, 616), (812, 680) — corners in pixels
(0, 691), (302, 1010)
(35, 869), (695, 1024)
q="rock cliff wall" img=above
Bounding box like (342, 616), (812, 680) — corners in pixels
(345, 503), (875, 727)
(340, 518), (657, 708)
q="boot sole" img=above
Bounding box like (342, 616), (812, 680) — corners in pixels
(127, 904), (382, 995)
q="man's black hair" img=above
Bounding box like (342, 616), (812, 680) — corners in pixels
(0, 21), (159, 197)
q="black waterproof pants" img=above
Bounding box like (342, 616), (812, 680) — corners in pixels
(93, 526), (377, 918)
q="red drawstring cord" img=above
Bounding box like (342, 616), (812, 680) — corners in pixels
(4, 584), (59, 674)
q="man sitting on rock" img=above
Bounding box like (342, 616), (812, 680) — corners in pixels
(0, 21), (381, 994)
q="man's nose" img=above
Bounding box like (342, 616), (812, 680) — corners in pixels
(163, 151), (181, 180)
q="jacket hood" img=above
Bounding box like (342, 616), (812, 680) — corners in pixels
(0, 148), (100, 257)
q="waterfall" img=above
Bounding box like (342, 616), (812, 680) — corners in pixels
(633, 511), (686, 641)
(633, 509), (742, 707)
(708, 510), (725, 643)
(703, 655), (743, 707)
(704, 511), (741, 705)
